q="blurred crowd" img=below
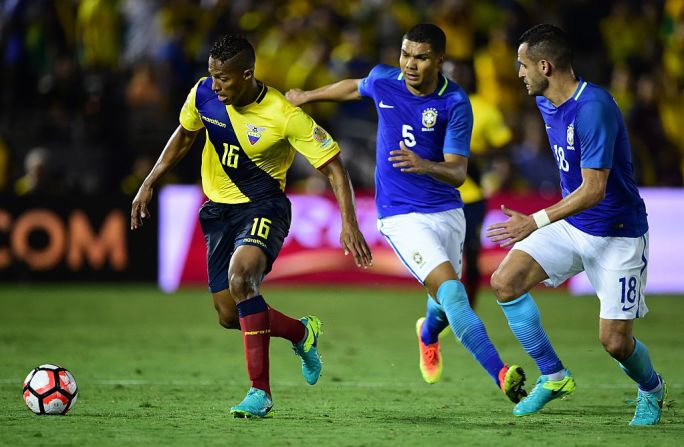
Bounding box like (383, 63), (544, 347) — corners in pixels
(1, 0), (683, 197)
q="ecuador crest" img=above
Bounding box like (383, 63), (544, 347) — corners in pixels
(246, 124), (265, 145)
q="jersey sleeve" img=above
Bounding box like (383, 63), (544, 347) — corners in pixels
(285, 107), (340, 169)
(179, 81), (204, 131)
(358, 64), (393, 99)
(577, 100), (617, 169)
(443, 95), (473, 156)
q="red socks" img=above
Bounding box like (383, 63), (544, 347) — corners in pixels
(237, 296), (271, 396)
(268, 306), (305, 344)
(235, 296), (307, 396)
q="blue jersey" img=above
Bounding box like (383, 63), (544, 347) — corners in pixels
(537, 80), (648, 237)
(358, 64), (472, 218)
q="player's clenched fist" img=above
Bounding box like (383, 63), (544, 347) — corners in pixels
(285, 89), (307, 107)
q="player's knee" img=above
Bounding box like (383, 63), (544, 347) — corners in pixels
(228, 271), (260, 300)
(600, 335), (632, 360)
(490, 269), (520, 301)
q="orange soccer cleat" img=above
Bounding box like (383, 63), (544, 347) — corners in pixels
(416, 317), (443, 384)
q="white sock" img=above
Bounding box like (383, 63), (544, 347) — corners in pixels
(645, 377), (663, 394)
(545, 370), (566, 381)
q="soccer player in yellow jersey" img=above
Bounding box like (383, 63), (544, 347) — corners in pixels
(442, 59), (512, 308)
(130, 34), (372, 418)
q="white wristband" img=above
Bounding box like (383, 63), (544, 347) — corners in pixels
(532, 210), (551, 229)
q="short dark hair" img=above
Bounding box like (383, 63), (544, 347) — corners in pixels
(403, 24), (446, 55)
(519, 24), (573, 70)
(209, 34), (255, 68)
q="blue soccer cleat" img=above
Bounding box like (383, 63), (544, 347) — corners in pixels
(513, 370), (576, 416)
(292, 315), (322, 385)
(630, 376), (667, 426)
(230, 387), (273, 418)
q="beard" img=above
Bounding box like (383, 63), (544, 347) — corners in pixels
(527, 77), (549, 96)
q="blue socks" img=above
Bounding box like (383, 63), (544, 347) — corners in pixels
(499, 293), (564, 375)
(499, 294), (660, 390)
(420, 295), (448, 345)
(439, 280), (504, 384)
(619, 338), (661, 391)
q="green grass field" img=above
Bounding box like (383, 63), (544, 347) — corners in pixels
(1, 284), (682, 446)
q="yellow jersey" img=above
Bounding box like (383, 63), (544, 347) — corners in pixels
(179, 77), (340, 204)
(458, 94), (512, 203)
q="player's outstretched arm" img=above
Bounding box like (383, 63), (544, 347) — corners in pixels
(485, 167), (609, 247)
(319, 157), (373, 268)
(285, 79), (362, 106)
(131, 125), (199, 230)
(388, 142), (468, 187)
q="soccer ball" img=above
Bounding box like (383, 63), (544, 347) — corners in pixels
(23, 364), (78, 415)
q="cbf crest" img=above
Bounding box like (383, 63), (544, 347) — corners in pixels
(246, 124), (265, 145)
(566, 124), (574, 147)
(421, 107), (438, 132)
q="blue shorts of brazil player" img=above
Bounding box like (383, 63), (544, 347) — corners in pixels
(198, 195), (291, 293)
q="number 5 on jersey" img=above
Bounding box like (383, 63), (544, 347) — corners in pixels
(402, 125), (416, 148)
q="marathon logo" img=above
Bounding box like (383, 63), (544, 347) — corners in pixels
(201, 115), (226, 128)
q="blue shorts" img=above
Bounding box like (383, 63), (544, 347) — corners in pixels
(199, 195), (291, 293)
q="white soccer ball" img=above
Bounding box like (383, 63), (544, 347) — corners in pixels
(22, 364), (78, 415)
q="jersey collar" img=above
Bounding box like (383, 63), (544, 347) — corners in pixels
(397, 72), (449, 97)
(232, 81), (268, 110)
(572, 78), (588, 101)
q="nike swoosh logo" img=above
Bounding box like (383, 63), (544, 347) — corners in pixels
(379, 101), (394, 109)
(545, 124), (551, 129)
(550, 380), (568, 397)
(622, 304), (636, 311)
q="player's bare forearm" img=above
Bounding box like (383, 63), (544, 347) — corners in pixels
(389, 145), (467, 187)
(420, 158), (467, 187)
(142, 125), (198, 189)
(485, 168), (609, 247)
(131, 125), (198, 230)
(320, 157), (358, 227)
(543, 168), (609, 222)
(286, 79), (362, 106)
(320, 157), (372, 267)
